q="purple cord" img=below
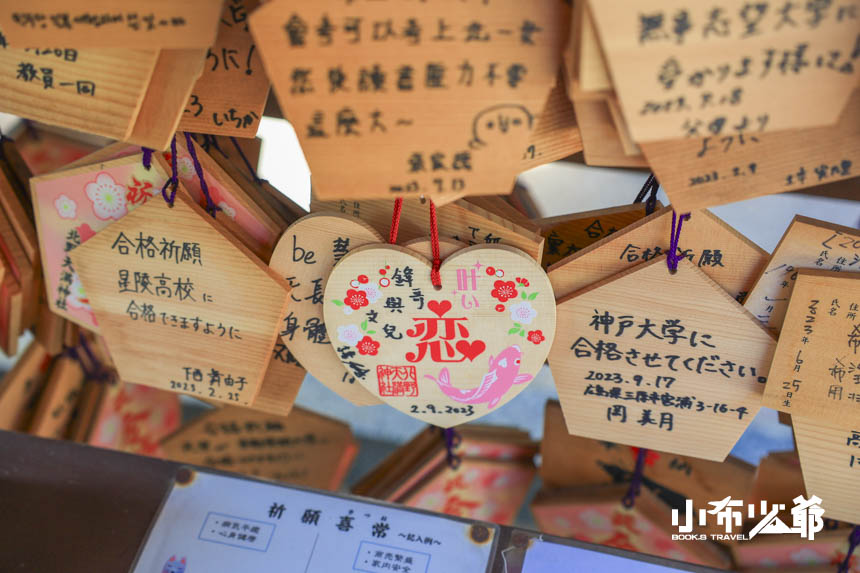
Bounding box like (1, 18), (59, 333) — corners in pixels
(621, 448), (647, 508)
(160, 136), (179, 206)
(141, 147), (153, 170)
(633, 173), (660, 215)
(666, 211), (691, 272)
(62, 334), (115, 384)
(441, 427), (462, 469)
(838, 526), (860, 573)
(184, 132), (218, 218)
(230, 136), (266, 185)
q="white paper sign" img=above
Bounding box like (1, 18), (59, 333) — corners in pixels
(130, 469), (496, 573)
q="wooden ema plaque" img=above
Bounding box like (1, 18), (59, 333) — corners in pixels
(762, 270), (860, 426)
(250, 0), (566, 201)
(178, 0), (270, 137)
(311, 197), (544, 261)
(70, 180), (291, 408)
(744, 216), (860, 333)
(161, 405), (358, 490)
(587, 0), (860, 143)
(0, 339), (50, 431)
(547, 206), (768, 301)
(0, 44), (206, 149)
(28, 354), (84, 439)
(537, 203), (653, 270)
(520, 70), (582, 170)
(548, 256), (776, 461)
(793, 416), (860, 524)
(0, 1), (222, 49)
(642, 89), (860, 213)
(324, 244), (556, 426)
(269, 213), (384, 406)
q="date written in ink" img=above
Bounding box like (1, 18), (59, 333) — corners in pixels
(410, 404), (475, 417)
(585, 370), (675, 389)
(689, 162), (757, 187)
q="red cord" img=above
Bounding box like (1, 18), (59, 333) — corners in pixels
(429, 200), (441, 287)
(388, 198), (403, 244)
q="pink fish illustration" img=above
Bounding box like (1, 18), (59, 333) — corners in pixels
(425, 345), (533, 409)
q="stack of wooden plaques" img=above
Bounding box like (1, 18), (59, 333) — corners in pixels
(160, 404), (358, 491)
(353, 425), (537, 526)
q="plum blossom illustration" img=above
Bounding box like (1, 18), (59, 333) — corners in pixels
(356, 335), (380, 356)
(54, 194), (77, 219)
(359, 282), (382, 303)
(337, 324), (362, 346)
(509, 301), (537, 325)
(218, 201), (236, 219)
(85, 172), (128, 220)
(177, 155), (195, 180)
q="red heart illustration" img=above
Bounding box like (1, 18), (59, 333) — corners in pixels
(427, 300), (452, 317)
(456, 340), (486, 361)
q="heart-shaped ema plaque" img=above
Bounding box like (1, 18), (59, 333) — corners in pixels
(324, 244), (556, 426)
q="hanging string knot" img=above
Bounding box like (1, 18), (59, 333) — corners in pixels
(160, 136), (180, 207)
(63, 334), (116, 384)
(838, 525), (860, 573)
(441, 427), (462, 469)
(141, 147), (153, 170)
(184, 132), (219, 218)
(621, 447), (648, 508)
(633, 173), (660, 215)
(666, 211), (691, 273)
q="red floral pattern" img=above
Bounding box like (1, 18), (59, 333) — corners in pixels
(491, 280), (517, 302)
(357, 335), (380, 356)
(344, 289), (369, 310)
(527, 330), (545, 345)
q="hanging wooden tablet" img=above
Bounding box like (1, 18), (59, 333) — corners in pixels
(178, 0), (270, 137)
(531, 485), (732, 568)
(548, 206), (768, 301)
(0, 44), (159, 142)
(31, 154), (168, 331)
(549, 256), (776, 461)
(792, 416), (860, 523)
(463, 195), (540, 233)
(540, 401), (756, 518)
(11, 123), (101, 175)
(571, 94), (648, 168)
(0, 203), (33, 354)
(85, 381), (181, 456)
(175, 134), (283, 258)
(0, 339), (50, 430)
(69, 178), (291, 407)
(588, 0), (860, 143)
(28, 354), (84, 439)
(571, 0), (612, 93)
(642, 89), (860, 213)
(762, 270), (860, 425)
(520, 71), (582, 170)
(537, 203), (654, 270)
(161, 405), (358, 490)
(311, 197), (545, 261)
(744, 216), (860, 333)
(323, 244), (556, 426)
(401, 237), (466, 262)
(0, 1), (223, 49)
(269, 213), (385, 406)
(251, 341), (306, 417)
(250, 0), (566, 201)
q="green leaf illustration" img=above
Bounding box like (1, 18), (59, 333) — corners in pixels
(361, 320), (368, 331)
(520, 330), (526, 337)
(508, 327), (520, 335)
(332, 299), (344, 307)
(513, 323), (521, 328)
(366, 330), (376, 335)
(528, 292), (538, 300)
(521, 291), (527, 299)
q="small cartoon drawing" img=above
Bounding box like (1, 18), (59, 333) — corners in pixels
(162, 555), (186, 573)
(426, 345), (532, 408)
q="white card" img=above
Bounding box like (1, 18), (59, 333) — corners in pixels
(130, 469), (496, 573)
